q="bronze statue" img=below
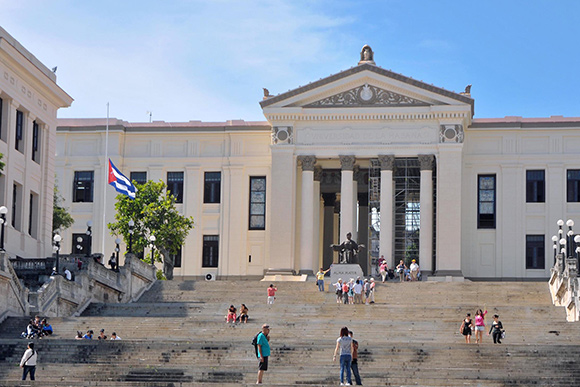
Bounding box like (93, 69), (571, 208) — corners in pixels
(331, 232), (365, 264)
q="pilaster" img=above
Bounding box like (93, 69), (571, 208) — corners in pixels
(378, 155), (394, 267)
(419, 154), (434, 275)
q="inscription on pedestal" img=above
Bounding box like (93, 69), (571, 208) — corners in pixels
(329, 264), (364, 285)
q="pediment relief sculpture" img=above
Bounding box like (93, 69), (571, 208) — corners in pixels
(305, 84), (430, 108)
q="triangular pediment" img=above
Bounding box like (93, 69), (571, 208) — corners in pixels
(304, 83), (430, 108)
(260, 63), (474, 115)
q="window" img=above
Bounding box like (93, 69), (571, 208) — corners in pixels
(526, 235), (545, 269)
(167, 172), (184, 203)
(28, 192), (39, 238)
(73, 171), (94, 203)
(202, 235), (219, 267)
(32, 121), (40, 163)
(204, 172), (221, 203)
(15, 110), (24, 152)
(477, 174), (496, 229)
(249, 176), (266, 230)
(170, 247), (182, 268)
(130, 171), (147, 186)
(11, 184), (18, 228)
(567, 170), (580, 203)
(526, 170), (545, 203)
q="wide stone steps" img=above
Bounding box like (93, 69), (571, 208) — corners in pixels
(1, 279), (579, 386)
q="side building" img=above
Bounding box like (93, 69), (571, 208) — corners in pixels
(0, 27), (72, 258)
(56, 47), (580, 280)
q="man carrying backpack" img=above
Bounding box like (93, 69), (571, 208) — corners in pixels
(255, 323), (271, 384)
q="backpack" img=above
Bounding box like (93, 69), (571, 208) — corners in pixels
(251, 332), (261, 358)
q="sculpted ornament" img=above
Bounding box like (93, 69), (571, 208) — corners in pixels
(439, 125), (464, 143)
(378, 155), (395, 171)
(298, 155), (317, 171)
(339, 155), (356, 171)
(418, 154), (435, 171)
(306, 84), (428, 108)
(358, 44), (376, 65)
(313, 166), (323, 181)
(272, 126), (293, 145)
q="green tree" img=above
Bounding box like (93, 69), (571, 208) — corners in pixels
(0, 153), (4, 171)
(53, 183), (74, 232)
(108, 180), (194, 280)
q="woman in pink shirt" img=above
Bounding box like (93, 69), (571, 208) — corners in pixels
(474, 309), (487, 344)
(267, 284), (277, 304)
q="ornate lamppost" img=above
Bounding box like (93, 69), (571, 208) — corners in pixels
(149, 235), (156, 263)
(53, 234), (62, 274)
(115, 238), (121, 271)
(0, 206), (7, 251)
(128, 220), (134, 254)
(76, 236), (84, 254)
(86, 221), (93, 257)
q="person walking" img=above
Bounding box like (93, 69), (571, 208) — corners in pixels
(369, 279), (376, 304)
(474, 309), (487, 344)
(256, 323), (271, 384)
(379, 261), (388, 283)
(316, 267), (331, 291)
(20, 342), (37, 381)
(488, 314), (504, 344)
(460, 313), (473, 344)
(349, 331), (362, 385)
(267, 284), (277, 305)
(333, 326), (353, 385)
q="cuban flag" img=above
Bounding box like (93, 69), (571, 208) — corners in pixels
(108, 159), (137, 199)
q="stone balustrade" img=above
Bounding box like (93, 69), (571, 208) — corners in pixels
(1, 252), (156, 319)
(549, 253), (580, 322)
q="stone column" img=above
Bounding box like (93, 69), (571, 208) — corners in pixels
(298, 155), (316, 274)
(313, 166), (322, 272)
(379, 155), (395, 267)
(322, 193), (336, 269)
(358, 193), (369, 274)
(352, 165), (360, 243)
(419, 154), (434, 275)
(268, 148), (296, 273)
(339, 155), (356, 243)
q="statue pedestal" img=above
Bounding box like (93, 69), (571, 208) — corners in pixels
(330, 264), (364, 285)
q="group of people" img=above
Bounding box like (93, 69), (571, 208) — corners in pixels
(460, 309), (505, 344)
(333, 277), (375, 305)
(21, 316), (53, 339)
(225, 304), (249, 323)
(74, 328), (121, 340)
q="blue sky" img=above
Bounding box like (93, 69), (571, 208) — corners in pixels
(1, 0), (579, 122)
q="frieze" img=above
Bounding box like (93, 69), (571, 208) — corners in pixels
(305, 83), (429, 108)
(298, 127), (437, 145)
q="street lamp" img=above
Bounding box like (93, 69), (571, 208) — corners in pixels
(552, 235), (558, 264)
(575, 235), (580, 260)
(53, 234), (62, 274)
(0, 206), (7, 251)
(76, 236), (84, 254)
(128, 220), (135, 254)
(86, 221), (93, 257)
(567, 219), (575, 257)
(149, 235), (156, 263)
(115, 238), (121, 271)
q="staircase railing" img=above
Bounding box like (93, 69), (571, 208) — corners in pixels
(0, 252), (29, 323)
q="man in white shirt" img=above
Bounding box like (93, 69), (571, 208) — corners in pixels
(409, 259), (420, 281)
(110, 332), (122, 340)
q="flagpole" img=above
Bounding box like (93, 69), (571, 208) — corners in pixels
(102, 103), (109, 256)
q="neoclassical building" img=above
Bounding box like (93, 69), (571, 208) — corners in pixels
(56, 46), (579, 280)
(0, 27), (72, 258)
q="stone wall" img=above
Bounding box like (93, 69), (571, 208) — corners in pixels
(0, 252), (29, 323)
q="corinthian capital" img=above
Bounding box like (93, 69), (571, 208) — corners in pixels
(298, 155), (317, 171)
(418, 154), (434, 171)
(378, 155), (395, 171)
(339, 155), (356, 171)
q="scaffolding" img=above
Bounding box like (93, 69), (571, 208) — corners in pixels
(368, 159), (381, 276)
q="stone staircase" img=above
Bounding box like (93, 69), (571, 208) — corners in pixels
(1, 279), (579, 386)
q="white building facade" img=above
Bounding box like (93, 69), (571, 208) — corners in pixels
(0, 27), (72, 258)
(56, 47), (579, 280)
